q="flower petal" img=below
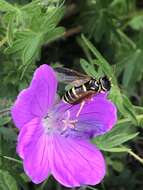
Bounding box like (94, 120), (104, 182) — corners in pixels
(77, 96), (117, 137)
(17, 117), (41, 159)
(55, 93), (117, 138)
(50, 133), (105, 187)
(22, 124), (50, 184)
(17, 116), (105, 186)
(11, 64), (57, 129)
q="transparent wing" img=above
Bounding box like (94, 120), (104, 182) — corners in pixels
(54, 67), (91, 86)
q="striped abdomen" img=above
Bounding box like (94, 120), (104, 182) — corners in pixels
(63, 80), (97, 104)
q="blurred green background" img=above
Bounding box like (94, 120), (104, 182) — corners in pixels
(0, 0), (143, 189)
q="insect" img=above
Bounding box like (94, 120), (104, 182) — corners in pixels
(55, 67), (111, 103)
(55, 67), (112, 117)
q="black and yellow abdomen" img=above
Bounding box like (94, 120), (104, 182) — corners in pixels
(63, 84), (89, 104)
(62, 80), (99, 104)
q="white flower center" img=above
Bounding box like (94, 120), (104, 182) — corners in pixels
(42, 116), (54, 134)
(42, 110), (78, 135)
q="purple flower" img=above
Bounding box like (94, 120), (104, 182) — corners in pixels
(11, 65), (117, 187)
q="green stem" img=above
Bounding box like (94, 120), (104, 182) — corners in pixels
(127, 149), (143, 165)
(0, 155), (22, 164)
(86, 186), (98, 190)
(117, 114), (143, 125)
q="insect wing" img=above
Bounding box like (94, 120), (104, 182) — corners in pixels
(54, 67), (91, 86)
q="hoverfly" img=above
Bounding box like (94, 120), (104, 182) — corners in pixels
(55, 67), (111, 108)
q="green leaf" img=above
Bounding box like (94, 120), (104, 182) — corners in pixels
(0, 127), (17, 141)
(0, 0), (18, 12)
(80, 58), (97, 77)
(110, 160), (124, 172)
(6, 31), (43, 65)
(109, 86), (137, 124)
(129, 15), (143, 30)
(122, 95), (138, 124)
(28, 5), (65, 33)
(41, 6), (65, 32)
(44, 26), (65, 43)
(22, 32), (43, 64)
(122, 49), (143, 93)
(81, 34), (117, 84)
(0, 116), (11, 126)
(0, 169), (18, 190)
(93, 123), (139, 151)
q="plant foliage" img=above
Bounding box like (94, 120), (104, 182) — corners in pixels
(0, 0), (143, 190)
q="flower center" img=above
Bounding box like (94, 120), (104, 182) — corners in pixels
(42, 115), (54, 134)
(42, 110), (78, 135)
(62, 110), (78, 130)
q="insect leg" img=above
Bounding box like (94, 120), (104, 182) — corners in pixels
(76, 101), (85, 118)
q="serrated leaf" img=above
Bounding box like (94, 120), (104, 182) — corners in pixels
(0, 169), (18, 190)
(93, 123), (139, 150)
(41, 7), (65, 32)
(6, 31), (43, 65)
(22, 32), (43, 64)
(44, 26), (65, 43)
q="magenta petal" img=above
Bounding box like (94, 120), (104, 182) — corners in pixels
(50, 134), (105, 187)
(23, 128), (50, 184)
(56, 93), (117, 137)
(17, 118), (50, 183)
(77, 95), (117, 136)
(16, 114), (106, 186)
(11, 65), (57, 129)
(17, 117), (41, 159)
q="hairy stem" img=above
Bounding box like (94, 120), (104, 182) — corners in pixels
(127, 149), (143, 165)
(0, 154), (22, 164)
